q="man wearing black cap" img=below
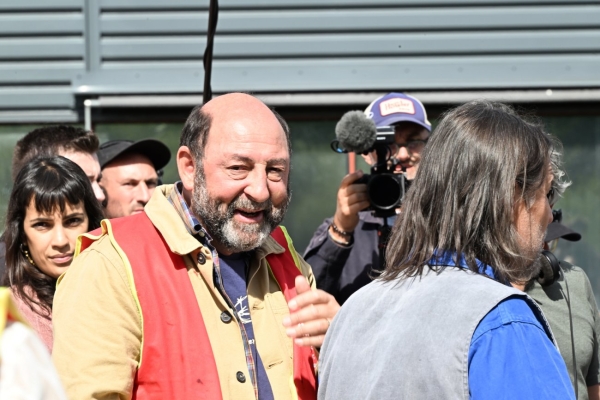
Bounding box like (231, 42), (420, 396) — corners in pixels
(526, 213), (600, 400)
(545, 216), (582, 247)
(98, 139), (171, 219)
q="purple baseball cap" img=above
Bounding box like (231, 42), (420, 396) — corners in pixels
(364, 92), (431, 131)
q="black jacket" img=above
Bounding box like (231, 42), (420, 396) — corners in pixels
(303, 212), (396, 305)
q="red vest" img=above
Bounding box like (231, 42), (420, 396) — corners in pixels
(80, 212), (317, 400)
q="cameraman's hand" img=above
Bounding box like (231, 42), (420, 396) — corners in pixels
(332, 170), (369, 240)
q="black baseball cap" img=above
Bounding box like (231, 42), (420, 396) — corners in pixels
(98, 139), (171, 170)
(544, 221), (582, 242)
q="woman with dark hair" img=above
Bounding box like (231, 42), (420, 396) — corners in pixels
(4, 156), (103, 352)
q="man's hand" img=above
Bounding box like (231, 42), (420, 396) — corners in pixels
(332, 170), (370, 238)
(282, 276), (340, 347)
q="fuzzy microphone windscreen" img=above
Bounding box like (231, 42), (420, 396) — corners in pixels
(335, 110), (377, 153)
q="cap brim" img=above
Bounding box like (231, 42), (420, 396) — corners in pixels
(100, 139), (171, 170)
(544, 222), (582, 242)
(377, 115), (432, 132)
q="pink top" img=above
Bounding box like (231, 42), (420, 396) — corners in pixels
(10, 287), (53, 353)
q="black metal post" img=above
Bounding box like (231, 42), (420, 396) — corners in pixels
(203, 0), (219, 104)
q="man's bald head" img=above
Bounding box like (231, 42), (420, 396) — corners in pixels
(180, 93), (290, 162)
(203, 92), (274, 121)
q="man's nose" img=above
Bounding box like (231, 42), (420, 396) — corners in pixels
(395, 144), (410, 161)
(244, 170), (270, 203)
(136, 184), (152, 204)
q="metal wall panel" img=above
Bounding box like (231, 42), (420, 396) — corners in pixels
(0, 62), (83, 84)
(99, 0), (598, 9)
(0, 13), (84, 35)
(84, 2), (600, 96)
(0, 38), (85, 60)
(0, 87), (75, 108)
(99, 6), (600, 34)
(0, 0), (84, 113)
(0, 0), (83, 10)
(100, 30), (600, 59)
(78, 54), (600, 95)
(1, 0), (600, 120)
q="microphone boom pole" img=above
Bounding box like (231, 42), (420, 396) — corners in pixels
(203, 0), (219, 104)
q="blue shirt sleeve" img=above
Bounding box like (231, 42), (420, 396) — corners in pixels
(468, 297), (575, 400)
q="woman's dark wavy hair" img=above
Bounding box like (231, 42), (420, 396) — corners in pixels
(4, 156), (104, 316)
(382, 100), (567, 284)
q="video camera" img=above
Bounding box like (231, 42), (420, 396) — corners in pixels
(331, 111), (412, 269)
(331, 112), (410, 218)
(354, 126), (410, 218)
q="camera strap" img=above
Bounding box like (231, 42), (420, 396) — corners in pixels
(376, 216), (396, 271)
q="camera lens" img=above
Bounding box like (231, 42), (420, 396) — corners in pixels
(368, 174), (402, 210)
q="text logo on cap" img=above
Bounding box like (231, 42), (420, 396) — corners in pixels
(380, 99), (416, 116)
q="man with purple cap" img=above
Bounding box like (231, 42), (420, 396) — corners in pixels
(304, 93), (431, 304)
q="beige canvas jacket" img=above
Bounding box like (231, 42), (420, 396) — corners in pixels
(52, 184), (315, 400)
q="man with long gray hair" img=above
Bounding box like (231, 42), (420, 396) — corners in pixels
(318, 101), (575, 399)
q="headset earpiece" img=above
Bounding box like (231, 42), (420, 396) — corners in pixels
(534, 250), (578, 398)
(537, 250), (561, 287)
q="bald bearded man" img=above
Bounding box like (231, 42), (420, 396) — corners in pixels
(52, 93), (339, 400)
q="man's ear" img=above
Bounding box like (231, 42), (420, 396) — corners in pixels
(177, 146), (196, 192)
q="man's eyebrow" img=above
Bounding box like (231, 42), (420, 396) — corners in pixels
(267, 158), (288, 165)
(229, 155), (253, 163)
(228, 155), (288, 165)
(407, 130), (427, 140)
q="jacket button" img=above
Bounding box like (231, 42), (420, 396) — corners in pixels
(236, 371), (246, 383)
(197, 252), (206, 265)
(220, 311), (232, 323)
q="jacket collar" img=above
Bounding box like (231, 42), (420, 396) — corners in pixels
(145, 184), (202, 256)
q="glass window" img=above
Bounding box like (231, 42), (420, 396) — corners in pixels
(0, 115), (598, 303)
(543, 116), (600, 304)
(285, 115), (600, 305)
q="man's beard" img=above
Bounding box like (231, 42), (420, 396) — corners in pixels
(521, 252), (544, 283)
(192, 167), (290, 253)
(514, 222), (546, 284)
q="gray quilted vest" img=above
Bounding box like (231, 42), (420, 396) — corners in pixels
(318, 266), (554, 400)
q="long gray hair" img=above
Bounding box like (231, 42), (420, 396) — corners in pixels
(382, 100), (568, 284)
